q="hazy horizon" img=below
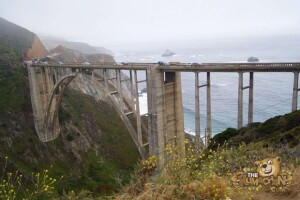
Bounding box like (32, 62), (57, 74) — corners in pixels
(1, 0), (300, 51)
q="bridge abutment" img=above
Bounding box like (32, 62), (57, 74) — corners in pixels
(27, 65), (61, 141)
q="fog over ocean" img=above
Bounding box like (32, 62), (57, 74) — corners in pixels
(114, 36), (300, 136)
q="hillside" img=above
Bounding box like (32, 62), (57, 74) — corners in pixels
(0, 17), (139, 198)
(0, 17), (34, 56)
(210, 110), (300, 149)
(49, 45), (115, 63)
(39, 35), (113, 55)
(0, 17), (48, 60)
(26, 36), (48, 59)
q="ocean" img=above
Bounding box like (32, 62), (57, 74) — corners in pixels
(113, 36), (300, 136)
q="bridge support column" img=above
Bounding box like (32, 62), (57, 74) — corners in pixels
(195, 72), (211, 148)
(206, 72), (212, 146)
(164, 71), (185, 158)
(238, 72), (254, 129)
(133, 70), (143, 145)
(195, 72), (201, 149)
(130, 70), (134, 110)
(103, 69), (109, 92)
(292, 72), (299, 111)
(248, 72), (254, 124)
(147, 66), (165, 165)
(238, 72), (243, 129)
(116, 69), (124, 108)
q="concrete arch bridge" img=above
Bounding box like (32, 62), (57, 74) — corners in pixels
(26, 62), (300, 164)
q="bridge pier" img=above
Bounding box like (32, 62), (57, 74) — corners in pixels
(147, 66), (165, 163)
(133, 70), (143, 146)
(147, 66), (185, 166)
(238, 72), (254, 129)
(248, 72), (254, 124)
(195, 72), (201, 149)
(206, 72), (212, 146)
(103, 69), (108, 91)
(238, 72), (243, 129)
(194, 72), (211, 148)
(116, 69), (124, 109)
(164, 71), (185, 157)
(292, 72), (299, 111)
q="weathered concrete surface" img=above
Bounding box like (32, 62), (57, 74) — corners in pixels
(27, 66), (60, 141)
(146, 67), (185, 166)
(164, 72), (185, 158)
(147, 66), (165, 160)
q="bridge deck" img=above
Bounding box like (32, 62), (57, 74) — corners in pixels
(30, 62), (300, 72)
(160, 62), (300, 72)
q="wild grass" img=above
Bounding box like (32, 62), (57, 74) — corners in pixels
(0, 156), (62, 200)
(117, 139), (300, 200)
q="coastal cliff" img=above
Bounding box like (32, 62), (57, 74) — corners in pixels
(26, 35), (48, 59)
(49, 45), (114, 63)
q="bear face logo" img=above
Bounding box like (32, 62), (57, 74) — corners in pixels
(254, 156), (282, 177)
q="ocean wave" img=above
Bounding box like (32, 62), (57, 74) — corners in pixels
(185, 130), (195, 135)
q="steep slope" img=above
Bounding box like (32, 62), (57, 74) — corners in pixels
(40, 35), (112, 55)
(49, 45), (114, 63)
(26, 35), (48, 59)
(0, 17), (34, 56)
(0, 17), (139, 195)
(0, 17), (47, 59)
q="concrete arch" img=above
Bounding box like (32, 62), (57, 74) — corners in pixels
(44, 73), (77, 141)
(45, 72), (147, 159)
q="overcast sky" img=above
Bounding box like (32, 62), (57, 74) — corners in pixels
(0, 0), (299, 49)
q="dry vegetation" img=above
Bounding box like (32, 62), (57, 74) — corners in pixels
(116, 140), (300, 200)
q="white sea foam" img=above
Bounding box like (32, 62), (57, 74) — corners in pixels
(139, 93), (148, 115)
(185, 130), (195, 136)
(211, 83), (229, 87)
